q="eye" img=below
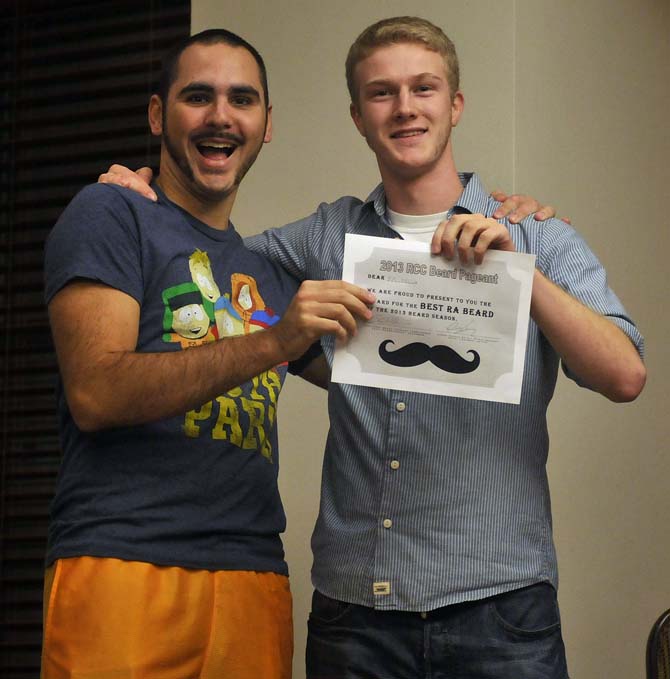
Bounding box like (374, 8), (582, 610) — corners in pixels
(372, 88), (390, 98)
(231, 95), (254, 106)
(416, 84), (434, 94)
(186, 93), (209, 104)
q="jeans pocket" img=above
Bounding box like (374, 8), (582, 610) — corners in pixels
(490, 582), (561, 638)
(309, 590), (355, 625)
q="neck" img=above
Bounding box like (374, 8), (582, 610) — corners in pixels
(156, 163), (235, 230)
(381, 151), (463, 216)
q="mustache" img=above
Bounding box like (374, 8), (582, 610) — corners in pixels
(378, 340), (480, 374)
(191, 130), (244, 146)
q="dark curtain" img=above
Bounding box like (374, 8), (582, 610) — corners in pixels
(0, 1), (190, 675)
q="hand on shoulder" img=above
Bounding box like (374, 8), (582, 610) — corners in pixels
(98, 164), (157, 201)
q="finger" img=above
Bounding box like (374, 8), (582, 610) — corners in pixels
(136, 167), (154, 183)
(124, 175), (158, 201)
(291, 292), (370, 331)
(338, 281), (376, 306)
(107, 163), (151, 180)
(495, 194), (548, 223)
(454, 218), (487, 264)
(490, 190), (509, 205)
(99, 165), (157, 201)
(437, 214), (469, 259)
(533, 205), (557, 221)
(99, 172), (134, 190)
(492, 195), (524, 219)
(510, 196), (541, 223)
(471, 227), (502, 265)
(332, 306), (358, 338)
(431, 219), (449, 254)
(273, 311), (350, 358)
(458, 216), (512, 264)
(561, 216), (572, 225)
(303, 301), (359, 338)
(301, 280), (375, 308)
(327, 293), (374, 321)
(473, 222), (516, 264)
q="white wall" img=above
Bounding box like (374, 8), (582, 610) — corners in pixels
(192, 2), (669, 677)
(515, 3), (670, 676)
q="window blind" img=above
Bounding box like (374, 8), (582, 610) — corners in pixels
(0, 2), (190, 675)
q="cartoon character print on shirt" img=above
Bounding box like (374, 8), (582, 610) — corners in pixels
(162, 249), (284, 462)
(162, 282), (217, 348)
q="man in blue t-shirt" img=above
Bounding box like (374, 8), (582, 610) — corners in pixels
(41, 29), (375, 679)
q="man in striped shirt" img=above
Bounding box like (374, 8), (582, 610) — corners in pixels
(103, 16), (646, 679)
(250, 17), (645, 679)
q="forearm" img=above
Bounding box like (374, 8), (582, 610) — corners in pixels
(54, 278), (373, 431)
(530, 270), (646, 402)
(66, 329), (286, 431)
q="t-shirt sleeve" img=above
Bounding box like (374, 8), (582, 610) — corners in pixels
(44, 184), (144, 305)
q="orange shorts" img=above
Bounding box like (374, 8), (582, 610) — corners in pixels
(41, 556), (293, 679)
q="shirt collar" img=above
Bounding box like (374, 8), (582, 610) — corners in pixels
(363, 172), (490, 224)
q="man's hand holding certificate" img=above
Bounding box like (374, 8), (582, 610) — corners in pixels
(331, 234), (536, 403)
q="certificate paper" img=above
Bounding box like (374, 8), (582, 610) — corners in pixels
(331, 234), (536, 403)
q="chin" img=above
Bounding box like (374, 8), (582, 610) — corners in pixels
(193, 175), (236, 197)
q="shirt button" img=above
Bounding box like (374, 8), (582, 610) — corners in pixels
(382, 518), (393, 529)
(395, 402), (406, 412)
(390, 460), (400, 470)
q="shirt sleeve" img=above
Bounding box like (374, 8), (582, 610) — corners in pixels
(44, 184), (143, 305)
(535, 218), (645, 381)
(244, 210), (320, 281)
(244, 197), (346, 281)
(287, 341), (324, 375)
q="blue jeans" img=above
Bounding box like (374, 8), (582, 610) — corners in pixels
(306, 583), (568, 679)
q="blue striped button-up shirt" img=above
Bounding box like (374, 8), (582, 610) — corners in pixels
(245, 173), (644, 611)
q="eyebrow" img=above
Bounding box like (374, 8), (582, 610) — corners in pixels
(177, 82), (262, 100)
(229, 85), (261, 97)
(177, 82), (215, 97)
(363, 73), (444, 88)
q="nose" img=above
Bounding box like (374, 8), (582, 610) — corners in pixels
(393, 88), (416, 120)
(205, 97), (233, 128)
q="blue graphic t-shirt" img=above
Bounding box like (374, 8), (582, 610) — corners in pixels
(43, 183), (299, 574)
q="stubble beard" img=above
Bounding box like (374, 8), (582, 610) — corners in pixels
(161, 114), (266, 201)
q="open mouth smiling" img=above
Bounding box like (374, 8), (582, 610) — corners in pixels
(196, 141), (237, 159)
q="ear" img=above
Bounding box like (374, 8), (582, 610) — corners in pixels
(350, 102), (366, 137)
(451, 91), (464, 127)
(148, 94), (164, 136)
(263, 104), (273, 144)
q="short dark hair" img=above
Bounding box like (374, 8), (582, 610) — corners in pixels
(156, 28), (269, 108)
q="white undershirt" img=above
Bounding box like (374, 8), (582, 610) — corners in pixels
(386, 207), (452, 244)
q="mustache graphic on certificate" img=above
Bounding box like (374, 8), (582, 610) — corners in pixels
(331, 234), (536, 404)
(378, 340), (480, 374)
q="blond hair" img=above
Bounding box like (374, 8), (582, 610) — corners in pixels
(345, 16), (460, 106)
